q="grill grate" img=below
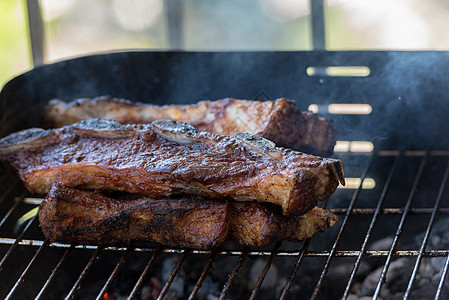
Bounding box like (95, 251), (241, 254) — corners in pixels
(0, 151), (449, 299)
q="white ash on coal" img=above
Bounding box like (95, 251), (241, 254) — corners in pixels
(346, 223), (449, 300)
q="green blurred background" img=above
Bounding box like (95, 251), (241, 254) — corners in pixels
(1, 1), (30, 87)
(2, 0), (449, 88)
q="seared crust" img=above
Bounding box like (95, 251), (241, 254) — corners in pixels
(229, 202), (337, 247)
(43, 96), (336, 156)
(39, 185), (229, 249)
(0, 119), (344, 216)
(39, 185), (338, 249)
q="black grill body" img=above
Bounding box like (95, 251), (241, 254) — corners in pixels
(1, 51), (449, 299)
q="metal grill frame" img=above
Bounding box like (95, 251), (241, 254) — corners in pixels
(2, 2), (449, 296)
(0, 151), (449, 299)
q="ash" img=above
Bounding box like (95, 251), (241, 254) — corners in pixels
(347, 218), (449, 299)
(104, 216), (449, 300)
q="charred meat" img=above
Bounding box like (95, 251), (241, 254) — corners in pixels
(229, 201), (337, 247)
(39, 185), (229, 249)
(0, 119), (344, 216)
(44, 96), (336, 156)
(39, 185), (338, 249)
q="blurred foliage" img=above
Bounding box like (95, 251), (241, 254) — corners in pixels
(42, 0), (165, 61)
(3, 0), (448, 90)
(325, 5), (362, 50)
(277, 16), (311, 50)
(183, 0), (311, 50)
(0, 0), (30, 88)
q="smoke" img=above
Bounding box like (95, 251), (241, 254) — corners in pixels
(4, 47), (449, 151)
(378, 52), (449, 149)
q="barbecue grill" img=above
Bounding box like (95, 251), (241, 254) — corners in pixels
(2, 2), (449, 300)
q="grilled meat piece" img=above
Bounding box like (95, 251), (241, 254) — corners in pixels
(0, 119), (344, 216)
(229, 201), (337, 247)
(39, 185), (338, 248)
(39, 185), (229, 249)
(44, 96), (336, 156)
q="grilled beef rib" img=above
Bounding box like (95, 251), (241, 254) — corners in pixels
(39, 185), (338, 249)
(44, 96), (336, 156)
(0, 119), (344, 216)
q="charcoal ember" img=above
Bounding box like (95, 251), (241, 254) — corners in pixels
(368, 236), (395, 251)
(161, 256), (185, 298)
(193, 276), (220, 300)
(345, 223), (449, 300)
(361, 258), (414, 297)
(418, 218), (449, 249)
(181, 255), (229, 300)
(346, 295), (373, 300)
(139, 278), (162, 300)
(325, 260), (371, 295)
(408, 258), (449, 299)
(431, 257), (447, 273)
(355, 256), (447, 299)
(249, 258), (279, 291)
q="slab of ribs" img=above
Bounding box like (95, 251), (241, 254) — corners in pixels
(40, 184), (338, 249)
(0, 97), (345, 249)
(44, 96), (336, 156)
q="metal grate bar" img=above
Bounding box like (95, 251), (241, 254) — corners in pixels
(404, 160), (449, 299)
(5, 239), (49, 299)
(157, 251), (188, 300)
(35, 245), (74, 300)
(23, 197), (44, 205)
(278, 165), (336, 299)
(278, 238), (311, 300)
(302, 250), (449, 257)
(219, 250), (247, 300)
(21, 197), (449, 215)
(0, 178), (20, 206)
(310, 153), (374, 300)
(95, 244), (134, 300)
(3, 237), (449, 257)
(249, 241), (282, 300)
(23, 197), (449, 215)
(435, 254), (449, 300)
(187, 251), (217, 300)
(0, 213), (37, 270)
(65, 246), (103, 300)
(372, 155), (428, 299)
(329, 208), (449, 215)
(342, 155), (400, 299)
(4, 237), (449, 257)
(0, 191), (25, 229)
(128, 249), (160, 299)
